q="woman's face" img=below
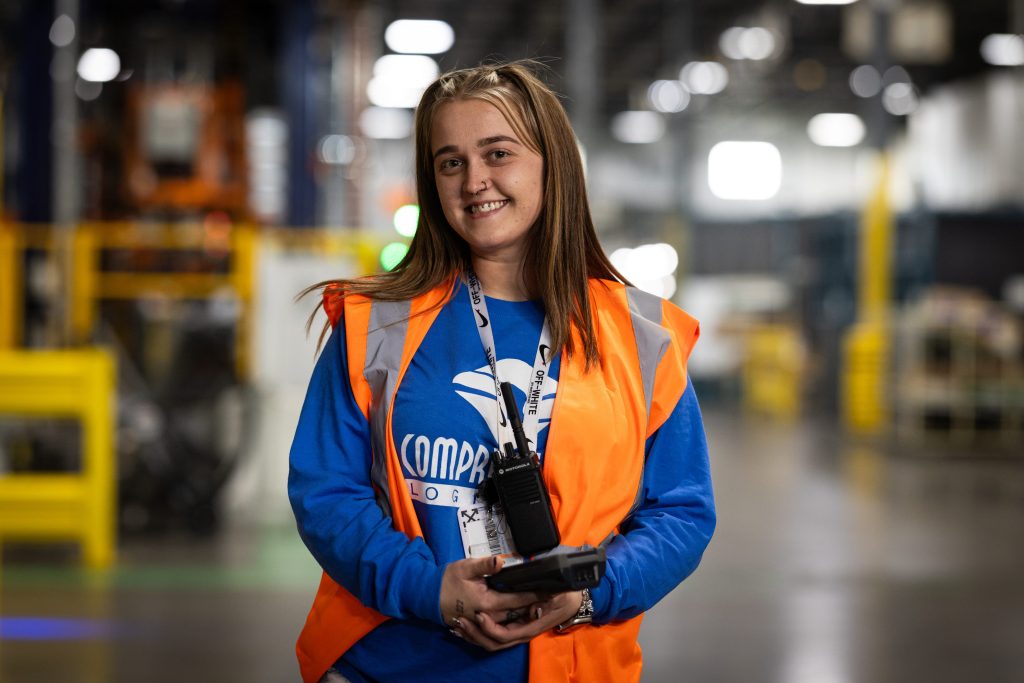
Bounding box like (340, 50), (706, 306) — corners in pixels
(430, 98), (544, 265)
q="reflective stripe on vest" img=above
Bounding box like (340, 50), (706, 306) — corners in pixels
(300, 279), (698, 683)
(625, 285), (671, 428)
(364, 298), (411, 519)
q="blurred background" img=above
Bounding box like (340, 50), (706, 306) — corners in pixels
(0, 0), (1022, 680)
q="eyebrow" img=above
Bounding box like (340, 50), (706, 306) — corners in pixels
(432, 135), (521, 160)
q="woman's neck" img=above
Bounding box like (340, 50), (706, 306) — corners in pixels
(470, 255), (529, 301)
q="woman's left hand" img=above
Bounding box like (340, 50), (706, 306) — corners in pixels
(450, 590), (583, 651)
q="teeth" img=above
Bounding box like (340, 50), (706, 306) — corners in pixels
(470, 200), (507, 213)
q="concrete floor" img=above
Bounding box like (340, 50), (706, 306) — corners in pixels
(2, 410), (1023, 682)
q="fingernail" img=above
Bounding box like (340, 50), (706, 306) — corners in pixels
(449, 628), (463, 639)
(476, 613), (484, 624)
(535, 607), (543, 620)
(451, 617), (462, 629)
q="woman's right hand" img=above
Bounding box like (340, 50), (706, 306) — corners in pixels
(439, 556), (543, 631)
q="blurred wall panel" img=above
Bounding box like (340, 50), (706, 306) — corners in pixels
(910, 71), (1024, 210)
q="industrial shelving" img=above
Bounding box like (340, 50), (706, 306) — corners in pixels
(893, 288), (1023, 449)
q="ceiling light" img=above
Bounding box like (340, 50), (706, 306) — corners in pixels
(367, 55), (439, 108)
(806, 113), (866, 147)
(720, 27), (746, 60)
(360, 106), (413, 139)
(849, 64), (881, 98)
(317, 135), (356, 165)
(77, 48), (121, 83)
(609, 244), (679, 299)
(794, 0), (857, 5)
(74, 78), (102, 101)
(49, 14), (75, 47)
(882, 83), (918, 116)
(384, 19), (455, 55)
(373, 54), (439, 83)
(980, 34), (1024, 66)
(882, 65), (911, 86)
(680, 61), (729, 95)
(647, 80), (690, 113)
(707, 141), (782, 200)
(738, 27), (776, 60)
(611, 111), (666, 144)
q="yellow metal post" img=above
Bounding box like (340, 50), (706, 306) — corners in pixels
(842, 153), (892, 433)
(232, 222), (257, 379)
(0, 222), (21, 348)
(71, 224), (98, 343)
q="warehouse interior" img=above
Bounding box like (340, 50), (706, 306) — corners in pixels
(0, 0), (1022, 681)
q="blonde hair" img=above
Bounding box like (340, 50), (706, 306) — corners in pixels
(307, 60), (625, 368)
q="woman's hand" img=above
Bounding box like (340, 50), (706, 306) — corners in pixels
(451, 587), (584, 652)
(439, 556), (543, 632)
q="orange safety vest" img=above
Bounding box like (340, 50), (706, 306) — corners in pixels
(296, 278), (699, 683)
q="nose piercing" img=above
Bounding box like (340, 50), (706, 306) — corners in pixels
(474, 180), (488, 193)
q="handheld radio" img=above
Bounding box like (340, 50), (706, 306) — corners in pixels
(490, 381), (560, 557)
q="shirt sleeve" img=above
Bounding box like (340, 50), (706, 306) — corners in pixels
(588, 380), (716, 622)
(288, 323), (446, 625)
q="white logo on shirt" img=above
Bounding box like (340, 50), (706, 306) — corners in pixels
(453, 358), (557, 443)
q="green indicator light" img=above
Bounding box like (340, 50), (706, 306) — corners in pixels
(380, 242), (409, 271)
(393, 204), (419, 237)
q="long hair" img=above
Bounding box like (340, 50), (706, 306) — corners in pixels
(306, 60), (626, 368)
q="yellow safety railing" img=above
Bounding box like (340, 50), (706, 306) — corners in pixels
(0, 348), (116, 568)
(68, 221), (258, 378)
(1, 222), (386, 375)
(743, 323), (805, 420)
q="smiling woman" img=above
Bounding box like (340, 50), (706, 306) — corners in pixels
(290, 61), (715, 683)
(430, 98), (545, 298)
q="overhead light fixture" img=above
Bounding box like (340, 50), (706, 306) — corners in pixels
(647, 80), (690, 113)
(360, 106), (414, 139)
(720, 26), (776, 61)
(794, 0), (857, 5)
(74, 79), (102, 101)
(719, 27), (747, 60)
(849, 64), (881, 98)
(610, 243), (680, 299)
(882, 65), (911, 86)
(317, 135), (356, 165)
(980, 34), (1024, 66)
(806, 113), (866, 147)
(49, 14), (75, 47)
(707, 141), (782, 200)
(77, 48), (121, 82)
(366, 55), (439, 108)
(882, 83), (919, 116)
(384, 19), (455, 55)
(680, 62), (729, 95)
(611, 111), (666, 144)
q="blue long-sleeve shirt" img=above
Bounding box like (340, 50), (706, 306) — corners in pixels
(289, 283), (715, 682)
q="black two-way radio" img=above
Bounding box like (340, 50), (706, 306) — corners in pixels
(489, 381), (560, 557)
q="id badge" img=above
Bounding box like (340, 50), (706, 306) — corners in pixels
(457, 503), (519, 560)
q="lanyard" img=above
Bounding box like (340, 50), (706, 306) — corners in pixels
(466, 271), (556, 451)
